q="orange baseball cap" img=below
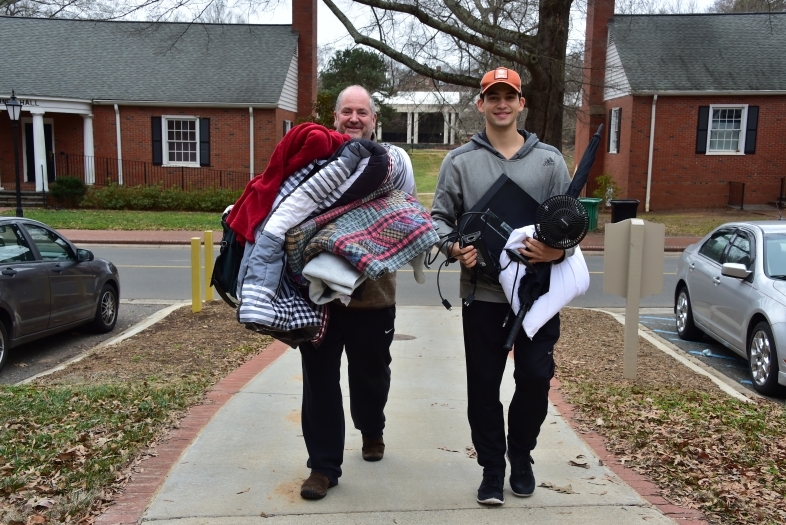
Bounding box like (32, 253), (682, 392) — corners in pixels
(480, 67), (522, 95)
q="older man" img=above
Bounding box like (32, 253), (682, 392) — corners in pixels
(298, 85), (416, 500)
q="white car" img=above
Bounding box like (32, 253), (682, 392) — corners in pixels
(674, 221), (786, 396)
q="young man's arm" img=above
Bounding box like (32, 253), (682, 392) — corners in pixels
(431, 153), (478, 268)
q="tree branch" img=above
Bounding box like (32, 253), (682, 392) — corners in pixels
(328, 0), (526, 65)
(443, 0), (535, 50)
(322, 0), (480, 87)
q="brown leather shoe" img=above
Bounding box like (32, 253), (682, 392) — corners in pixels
(300, 472), (336, 499)
(362, 435), (385, 461)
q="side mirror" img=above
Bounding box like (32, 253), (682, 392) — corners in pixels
(721, 262), (751, 279)
(77, 249), (94, 262)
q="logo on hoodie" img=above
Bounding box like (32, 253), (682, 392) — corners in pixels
(543, 157), (555, 167)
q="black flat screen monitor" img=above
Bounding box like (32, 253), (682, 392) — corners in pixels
(457, 173), (539, 278)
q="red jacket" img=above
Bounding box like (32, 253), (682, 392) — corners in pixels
(228, 123), (349, 243)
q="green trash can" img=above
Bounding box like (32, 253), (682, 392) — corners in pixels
(578, 197), (602, 231)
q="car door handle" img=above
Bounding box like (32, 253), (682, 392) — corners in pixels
(713, 276), (721, 285)
(51, 264), (64, 274)
(689, 263), (695, 271)
(1, 268), (17, 276)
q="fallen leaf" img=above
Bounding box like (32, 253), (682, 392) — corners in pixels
(539, 481), (576, 494)
(237, 487), (250, 494)
(437, 447), (459, 453)
(568, 460), (590, 469)
(27, 516), (46, 525)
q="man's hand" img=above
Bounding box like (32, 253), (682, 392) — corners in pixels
(449, 242), (477, 268)
(518, 237), (564, 264)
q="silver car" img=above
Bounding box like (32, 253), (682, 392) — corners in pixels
(0, 218), (120, 372)
(675, 221), (786, 395)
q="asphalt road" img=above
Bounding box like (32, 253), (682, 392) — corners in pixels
(5, 244), (774, 398)
(78, 244), (681, 308)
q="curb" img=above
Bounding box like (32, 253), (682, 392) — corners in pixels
(16, 302), (190, 386)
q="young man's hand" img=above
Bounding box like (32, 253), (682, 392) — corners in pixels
(449, 243), (478, 268)
(518, 237), (564, 264)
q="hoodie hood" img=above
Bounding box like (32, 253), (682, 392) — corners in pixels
(471, 129), (540, 160)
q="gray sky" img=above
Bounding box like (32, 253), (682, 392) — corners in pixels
(251, 0), (717, 54)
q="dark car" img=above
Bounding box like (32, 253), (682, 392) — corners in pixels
(0, 218), (119, 372)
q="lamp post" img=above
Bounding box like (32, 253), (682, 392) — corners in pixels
(5, 91), (23, 217)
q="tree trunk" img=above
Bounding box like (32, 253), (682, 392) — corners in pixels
(522, 0), (573, 150)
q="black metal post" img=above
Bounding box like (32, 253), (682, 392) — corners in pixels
(11, 120), (22, 217)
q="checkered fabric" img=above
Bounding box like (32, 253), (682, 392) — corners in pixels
(286, 190), (438, 281)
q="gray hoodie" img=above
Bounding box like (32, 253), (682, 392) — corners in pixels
(431, 129), (572, 303)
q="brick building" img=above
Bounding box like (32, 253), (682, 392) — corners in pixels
(575, 5), (786, 211)
(0, 1), (317, 193)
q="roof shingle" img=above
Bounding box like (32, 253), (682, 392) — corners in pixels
(0, 16), (298, 104)
(610, 13), (786, 93)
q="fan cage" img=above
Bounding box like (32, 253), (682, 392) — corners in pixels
(535, 195), (589, 250)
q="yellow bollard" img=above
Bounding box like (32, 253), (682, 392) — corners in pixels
(191, 237), (201, 313)
(204, 230), (214, 302)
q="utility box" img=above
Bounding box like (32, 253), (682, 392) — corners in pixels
(604, 218), (666, 379)
(604, 219), (665, 298)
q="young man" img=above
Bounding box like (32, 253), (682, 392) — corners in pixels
(298, 85), (416, 500)
(431, 67), (572, 505)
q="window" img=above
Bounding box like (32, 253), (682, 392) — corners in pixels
(608, 108), (621, 154)
(25, 225), (75, 261)
(283, 120), (293, 136)
(152, 117), (210, 167)
(164, 117), (199, 165)
(725, 231), (752, 270)
(696, 105), (759, 155)
(0, 224), (34, 263)
(699, 229), (734, 263)
(764, 235), (786, 278)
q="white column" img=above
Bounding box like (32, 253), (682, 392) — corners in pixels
(82, 113), (95, 185)
(249, 107), (254, 179)
(30, 110), (48, 192)
(413, 111), (420, 145)
(406, 112), (413, 145)
(376, 121), (382, 142)
(443, 111), (449, 144)
(449, 112), (456, 144)
(114, 104), (123, 185)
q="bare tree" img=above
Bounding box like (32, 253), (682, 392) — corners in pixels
(709, 0), (785, 12)
(197, 0), (248, 22)
(0, 0), (127, 18)
(318, 0), (573, 149)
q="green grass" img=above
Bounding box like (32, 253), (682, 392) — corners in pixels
(410, 149), (447, 195)
(2, 209), (222, 231)
(0, 380), (209, 523)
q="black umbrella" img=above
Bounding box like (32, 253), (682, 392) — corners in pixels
(567, 124), (604, 198)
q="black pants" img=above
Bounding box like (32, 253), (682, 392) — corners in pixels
(299, 304), (395, 483)
(462, 300), (559, 477)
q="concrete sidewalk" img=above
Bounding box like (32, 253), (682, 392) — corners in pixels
(59, 228), (702, 251)
(102, 306), (693, 525)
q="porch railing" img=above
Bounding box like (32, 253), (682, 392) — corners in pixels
(56, 153), (251, 191)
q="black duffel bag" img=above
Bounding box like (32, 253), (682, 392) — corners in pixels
(211, 207), (244, 308)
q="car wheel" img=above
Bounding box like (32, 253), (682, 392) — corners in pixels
(91, 284), (118, 333)
(675, 287), (703, 341)
(748, 322), (784, 396)
(0, 320), (7, 373)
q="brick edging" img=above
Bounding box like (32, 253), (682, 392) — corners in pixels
(548, 377), (709, 525)
(95, 340), (291, 525)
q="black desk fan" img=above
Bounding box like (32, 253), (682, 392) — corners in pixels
(501, 124), (604, 350)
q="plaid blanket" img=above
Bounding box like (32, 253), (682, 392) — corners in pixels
(286, 189), (438, 282)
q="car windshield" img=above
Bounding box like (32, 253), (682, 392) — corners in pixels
(764, 234), (786, 279)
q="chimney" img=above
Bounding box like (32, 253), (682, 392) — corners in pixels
(574, 0), (614, 193)
(292, 0), (317, 120)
